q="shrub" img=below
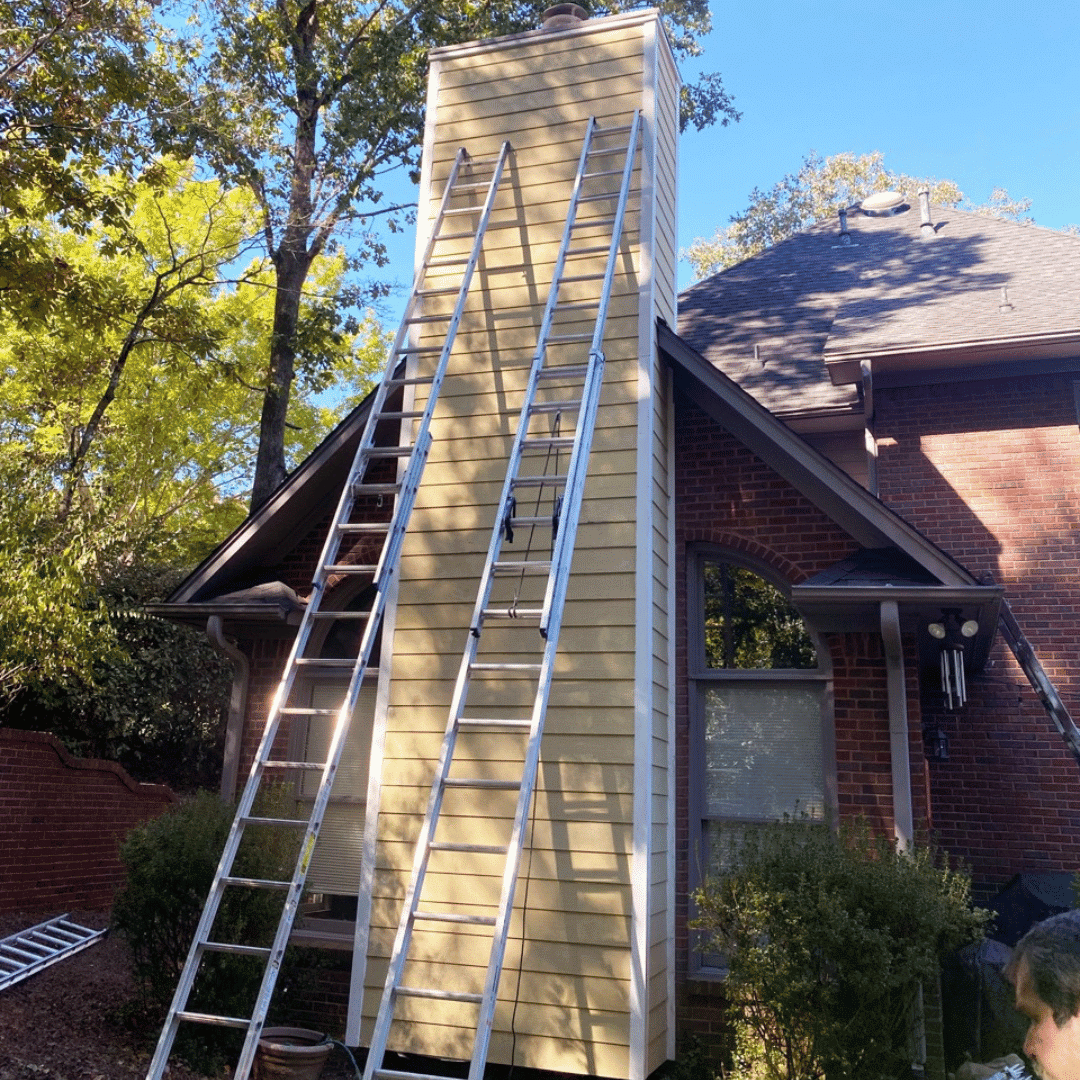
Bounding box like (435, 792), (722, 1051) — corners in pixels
(692, 818), (988, 1080)
(112, 787), (301, 1070)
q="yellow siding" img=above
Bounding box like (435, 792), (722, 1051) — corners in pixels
(354, 11), (680, 1078)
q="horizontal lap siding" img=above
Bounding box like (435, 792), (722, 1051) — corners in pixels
(641, 24), (679, 1076)
(364, 18), (660, 1076)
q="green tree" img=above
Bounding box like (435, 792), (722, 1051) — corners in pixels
(0, 157), (387, 755)
(168, 0), (737, 510)
(703, 561), (816, 670)
(683, 150), (1031, 279)
(0, 0), (175, 323)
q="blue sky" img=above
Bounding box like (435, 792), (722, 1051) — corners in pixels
(374, 1), (1079, 319)
(677, 0), (1080, 287)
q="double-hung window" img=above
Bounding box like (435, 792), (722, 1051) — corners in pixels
(687, 547), (834, 975)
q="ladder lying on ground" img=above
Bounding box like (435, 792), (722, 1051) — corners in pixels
(363, 111), (641, 1080)
(0, 915), (106, 992)
(145, 141), (512, 1080)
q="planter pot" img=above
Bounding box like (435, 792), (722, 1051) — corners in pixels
(255, 1027), (333, 1080)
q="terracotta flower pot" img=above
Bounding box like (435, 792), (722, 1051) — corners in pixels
(254, 1027), (333, 1080)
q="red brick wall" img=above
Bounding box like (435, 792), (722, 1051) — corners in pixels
(0, 728), (176, 914)
(876, 371), (1080, 900)
(673, 398), (930, 1045)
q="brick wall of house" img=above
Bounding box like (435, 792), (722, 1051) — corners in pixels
(876, 370), (1080, 901)
(0, 728), (176, 915)
(673, 399), (931, 1048)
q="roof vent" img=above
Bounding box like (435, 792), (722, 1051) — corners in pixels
(542, 4), (588, 29)
(860, 190), (908, 216)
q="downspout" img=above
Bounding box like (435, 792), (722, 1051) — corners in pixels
(206, 615), (249, 802)
(862, 359), (878, 496)
(880, 600), (925, 1073)
(879, 600), (913, 851)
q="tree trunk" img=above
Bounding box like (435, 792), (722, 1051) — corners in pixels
(249, 253), (307, 510)
(248, 1), (322, 513)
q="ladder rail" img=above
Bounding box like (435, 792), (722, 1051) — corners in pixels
(541, 110), (641, 637)
(146, 141), (512, 1080)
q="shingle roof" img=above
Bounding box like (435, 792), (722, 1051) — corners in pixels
(677, 200), (1080, 415)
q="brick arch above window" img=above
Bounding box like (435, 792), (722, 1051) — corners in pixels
(680, 528), (814, 588)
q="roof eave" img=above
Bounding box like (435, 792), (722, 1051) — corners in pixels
(825, 329), (1080, 385)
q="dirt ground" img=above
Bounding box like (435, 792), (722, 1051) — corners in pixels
(0, 911), (360, 1080)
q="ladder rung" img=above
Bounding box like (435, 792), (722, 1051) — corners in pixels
(579, 189), (620, 200)
(433, 229), (479, 242)
(374, 1071), (459, 1080)
(414, 908), (499, 923)
(424, 256), (469, 268)
(176, 1010), (250, 1030)
(219, 875), (293, 890)
(416, 285), (462, 297)
(504, 514), (552, 526)
(427, 844), (508, 857)
(536, 363), (590, 379)
(529, 399), (581, 414)
(573, 215), (616, 230)
(336, 522), (389, 533)
(559, 272), (606, 283)
(553, 301), (597, 313)
(457, 717), (533, 729)
(240, 815), (310, 828)
(565, 244), (610, 257)
(307, 611), (374, 621)
(260, 757), (327, 769)
(201, 941), (274, 957)
(293, 658), (369, 669)
(397, 986), (483, 1004)
(583, 167), (625, 179)
(386, 375), (435, 387)
(375, 410), (424, 422)
(443, 778), (522, 790)
(492, 560), (552, 575)
(2, 943), (43, 962)
(522, 436), (574, 450)
(511, 474), (567, 488)
(406, 312), (454, 325)
(322, 563), (378, 574)
(353, 482), (402, 495)
(364, 445), (416, 458)
(481, 607), (543, 620)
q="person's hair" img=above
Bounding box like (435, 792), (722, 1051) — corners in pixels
(1010, 909), (1080, 1026)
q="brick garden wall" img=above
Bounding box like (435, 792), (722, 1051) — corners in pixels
(0, 728), (176, 915)
(876, 370), (1080, 902)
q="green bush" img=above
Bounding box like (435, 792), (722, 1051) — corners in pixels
(692, 818), (988, 1080)
(112, 787), (301, 1070)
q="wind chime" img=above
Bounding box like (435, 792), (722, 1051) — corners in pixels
(927, 611), (980, 710)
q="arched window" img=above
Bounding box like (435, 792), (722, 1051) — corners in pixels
(688, 548), (835, 975)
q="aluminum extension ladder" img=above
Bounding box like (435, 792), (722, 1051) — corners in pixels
(0, 915), (106, 992)
(146, 141), (512, 1080)
(363, 112), (641, 1080)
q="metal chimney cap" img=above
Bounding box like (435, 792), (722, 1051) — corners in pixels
(542, 4), (588, 29)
